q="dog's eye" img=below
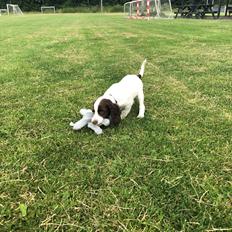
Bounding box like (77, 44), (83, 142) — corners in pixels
(98, 109), (106, 116)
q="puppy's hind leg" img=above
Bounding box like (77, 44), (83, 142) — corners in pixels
(137, 90), (145, 118)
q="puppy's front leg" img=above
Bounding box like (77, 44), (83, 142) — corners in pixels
(121, 105), (132, 119)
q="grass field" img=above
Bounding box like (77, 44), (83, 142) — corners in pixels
(0, 14), (232, 231)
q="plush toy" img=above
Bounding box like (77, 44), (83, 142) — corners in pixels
(70, 108), (110, 135)
(70, 109), (93, 130)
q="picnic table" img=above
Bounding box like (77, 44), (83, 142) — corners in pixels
(225, 1), (232, 16)
(174, 3), (215, 18)
(175, 0), (232, 19)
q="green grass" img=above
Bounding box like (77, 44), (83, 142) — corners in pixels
(0, 13), (232, 231)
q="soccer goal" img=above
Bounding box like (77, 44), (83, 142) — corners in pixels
(6, 4), (23, 15)
(124, 0), (173, 19)
(41, 6), (56, 14)
(0, 9), (7, 16)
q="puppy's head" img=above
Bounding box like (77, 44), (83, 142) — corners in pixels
(92, 97), (121, 126)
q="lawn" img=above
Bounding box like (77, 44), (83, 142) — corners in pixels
(0, 13), (232, 231)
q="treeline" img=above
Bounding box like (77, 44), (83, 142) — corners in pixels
(0, 0), (191, 11)
(2, 0), (124, 11)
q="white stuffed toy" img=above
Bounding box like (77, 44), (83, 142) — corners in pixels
(70, 109), (110, 135)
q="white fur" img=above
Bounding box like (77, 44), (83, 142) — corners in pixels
(92, 59), (146, 125)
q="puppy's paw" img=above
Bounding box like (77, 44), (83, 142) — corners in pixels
(137, 114), (144, 119)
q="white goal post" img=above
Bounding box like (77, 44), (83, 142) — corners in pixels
(124, 0), (173, 19)
(41, 6), (56, 13)
(6, 4), (23, 15)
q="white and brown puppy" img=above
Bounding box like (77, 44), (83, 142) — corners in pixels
(92, 59), (147, 126)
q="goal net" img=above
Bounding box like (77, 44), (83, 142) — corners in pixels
(41, 6), (56, 14)
(6, 4), (23, 15)
(124, 0), (173, 19)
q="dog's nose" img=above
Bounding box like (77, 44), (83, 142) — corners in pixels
(92, 120), (98, 125)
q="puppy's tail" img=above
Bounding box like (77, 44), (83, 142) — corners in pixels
(137, 59), (147, 79)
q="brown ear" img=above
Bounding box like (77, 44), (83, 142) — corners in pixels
(108, 101), (121, 126)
